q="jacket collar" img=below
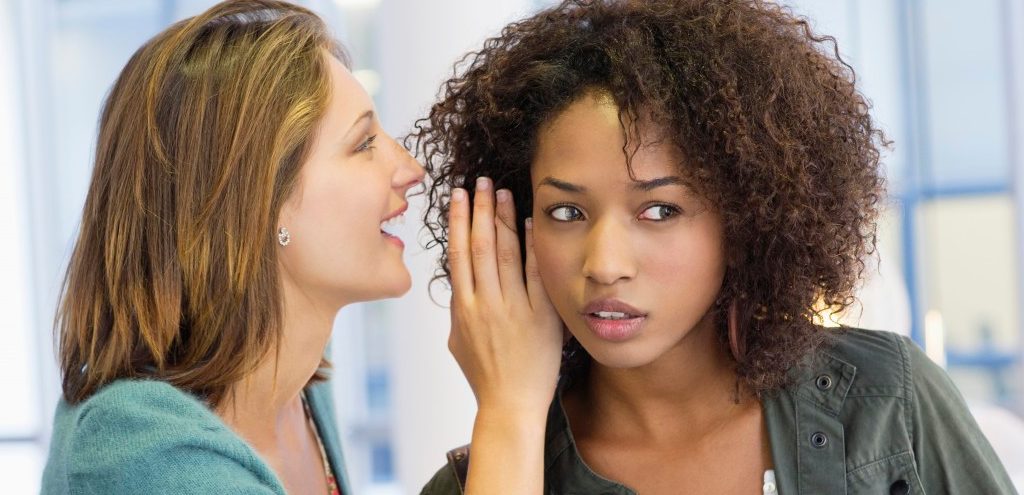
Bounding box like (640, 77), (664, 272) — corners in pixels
(544, 386), (634, 494)
(542, 349), (858, 495)
(765, 349), (857, 494)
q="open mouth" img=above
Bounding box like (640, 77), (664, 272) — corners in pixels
(581, 298), (647, 341)
(582, 298), (647, 319)
(380, 213), (405, 237)
(589, 311), (641, 320)
(380, 204), (408, 238)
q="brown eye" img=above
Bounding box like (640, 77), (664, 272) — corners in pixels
(549, 205), (584, 222)
(639, 204), (681, 221)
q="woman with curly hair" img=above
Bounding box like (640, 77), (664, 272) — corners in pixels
(414, 0), (1015, 493)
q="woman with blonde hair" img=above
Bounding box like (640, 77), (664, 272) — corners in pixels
(41, 1), (424, 493)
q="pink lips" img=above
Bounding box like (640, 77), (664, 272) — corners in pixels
(581, 298), (647, 342)
(381, 203), (408, 223)
(382, 233), (404, 249)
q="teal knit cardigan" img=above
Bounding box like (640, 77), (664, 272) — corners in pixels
(41, 379), (352, 494)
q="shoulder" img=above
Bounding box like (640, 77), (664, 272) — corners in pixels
(75, 379), (219, 425)
(820, 326), (958, 397)
(64, 379), (234, 457)
(776, 327), (910, 416)
(810, 328), (1015, 492)
(42, 379), (281, 495)
(824, 327), (906, 375)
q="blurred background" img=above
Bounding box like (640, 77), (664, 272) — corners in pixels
(2, 0), (1023, 493)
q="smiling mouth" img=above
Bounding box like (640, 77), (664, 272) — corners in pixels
(380, 204), (408, 237)
(380, 213), (405, 237)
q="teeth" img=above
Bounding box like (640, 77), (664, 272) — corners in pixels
(593, 311), (629, 320)
(380, 213), (405, 235)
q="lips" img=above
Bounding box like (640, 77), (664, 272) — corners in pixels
(380, 203), (408, 236)
(380, 203), (408, 248)
(582, 299), (646, 318)
(581, 298), (647, 342)
(381, 203), (408, 224)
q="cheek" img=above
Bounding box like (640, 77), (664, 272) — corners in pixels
(646, 227), (726, 299)
(281, 167), (389, 279)
(303, 186), (355, 225)
(298, 167), (381, 230)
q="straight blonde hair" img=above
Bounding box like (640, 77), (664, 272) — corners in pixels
(57, 0), (347, 406)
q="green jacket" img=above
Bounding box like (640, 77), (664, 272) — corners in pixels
(41, 379), (351, 494)
(421, 328), (1017, 494)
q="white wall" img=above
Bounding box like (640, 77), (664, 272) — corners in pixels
(0, 1), (46, 493)
(373, 0), (538, 490)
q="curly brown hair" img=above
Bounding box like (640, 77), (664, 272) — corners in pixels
(410, 0), (887, 394)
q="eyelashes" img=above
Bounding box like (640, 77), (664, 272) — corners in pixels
(355, 134), (377, 153)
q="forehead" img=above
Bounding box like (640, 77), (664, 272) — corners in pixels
(321, 51), (372, 128)
(531, 91), (683, 184)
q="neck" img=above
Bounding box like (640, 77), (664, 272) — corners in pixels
(215, 277), (341, 448)
(571, 310), (752, 442)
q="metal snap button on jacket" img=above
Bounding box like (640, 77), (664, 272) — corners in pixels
(815, 374), (833, 391)
(889, 479), (910, 495)
(809, 432), (828, 448)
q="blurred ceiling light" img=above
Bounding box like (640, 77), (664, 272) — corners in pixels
(333, 0), (382, 9)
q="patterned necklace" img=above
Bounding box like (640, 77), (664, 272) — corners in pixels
(301, 392), (341, 495)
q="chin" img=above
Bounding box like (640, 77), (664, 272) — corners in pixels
(343, 267), (412, 303)
(389, 274), (413, 297)
(574, 336), (661, 370)
(378, 268), (412, 298)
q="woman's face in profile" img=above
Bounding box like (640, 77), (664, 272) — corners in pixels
(530, 90), (727, 369)
(278, 52), (424, 307)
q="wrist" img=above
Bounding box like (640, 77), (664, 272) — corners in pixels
(474, 402), (550, 432)
(475, 391), (554, 420)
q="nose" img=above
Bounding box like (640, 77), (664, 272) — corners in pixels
(582, 217), (637, 285)
(386, 134), (425, 192)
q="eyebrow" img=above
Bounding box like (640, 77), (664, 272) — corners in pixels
(632, 176), (687, 192)
(343, 110), (374, 140)
(537, 175), (687, 193)
(538, 177), (586, 193)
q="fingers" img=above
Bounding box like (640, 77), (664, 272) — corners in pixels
(470, 177), (501, 298)
(494, 188), (526, 301)
(447, 188), (474, 296)
(524, 217), (555, 313)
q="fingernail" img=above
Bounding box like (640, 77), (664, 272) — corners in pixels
(496, 189), (510, 203)
(525, 217), (533, 229)
(476, 177), (491, 191)
(452, 188), (466, 202)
